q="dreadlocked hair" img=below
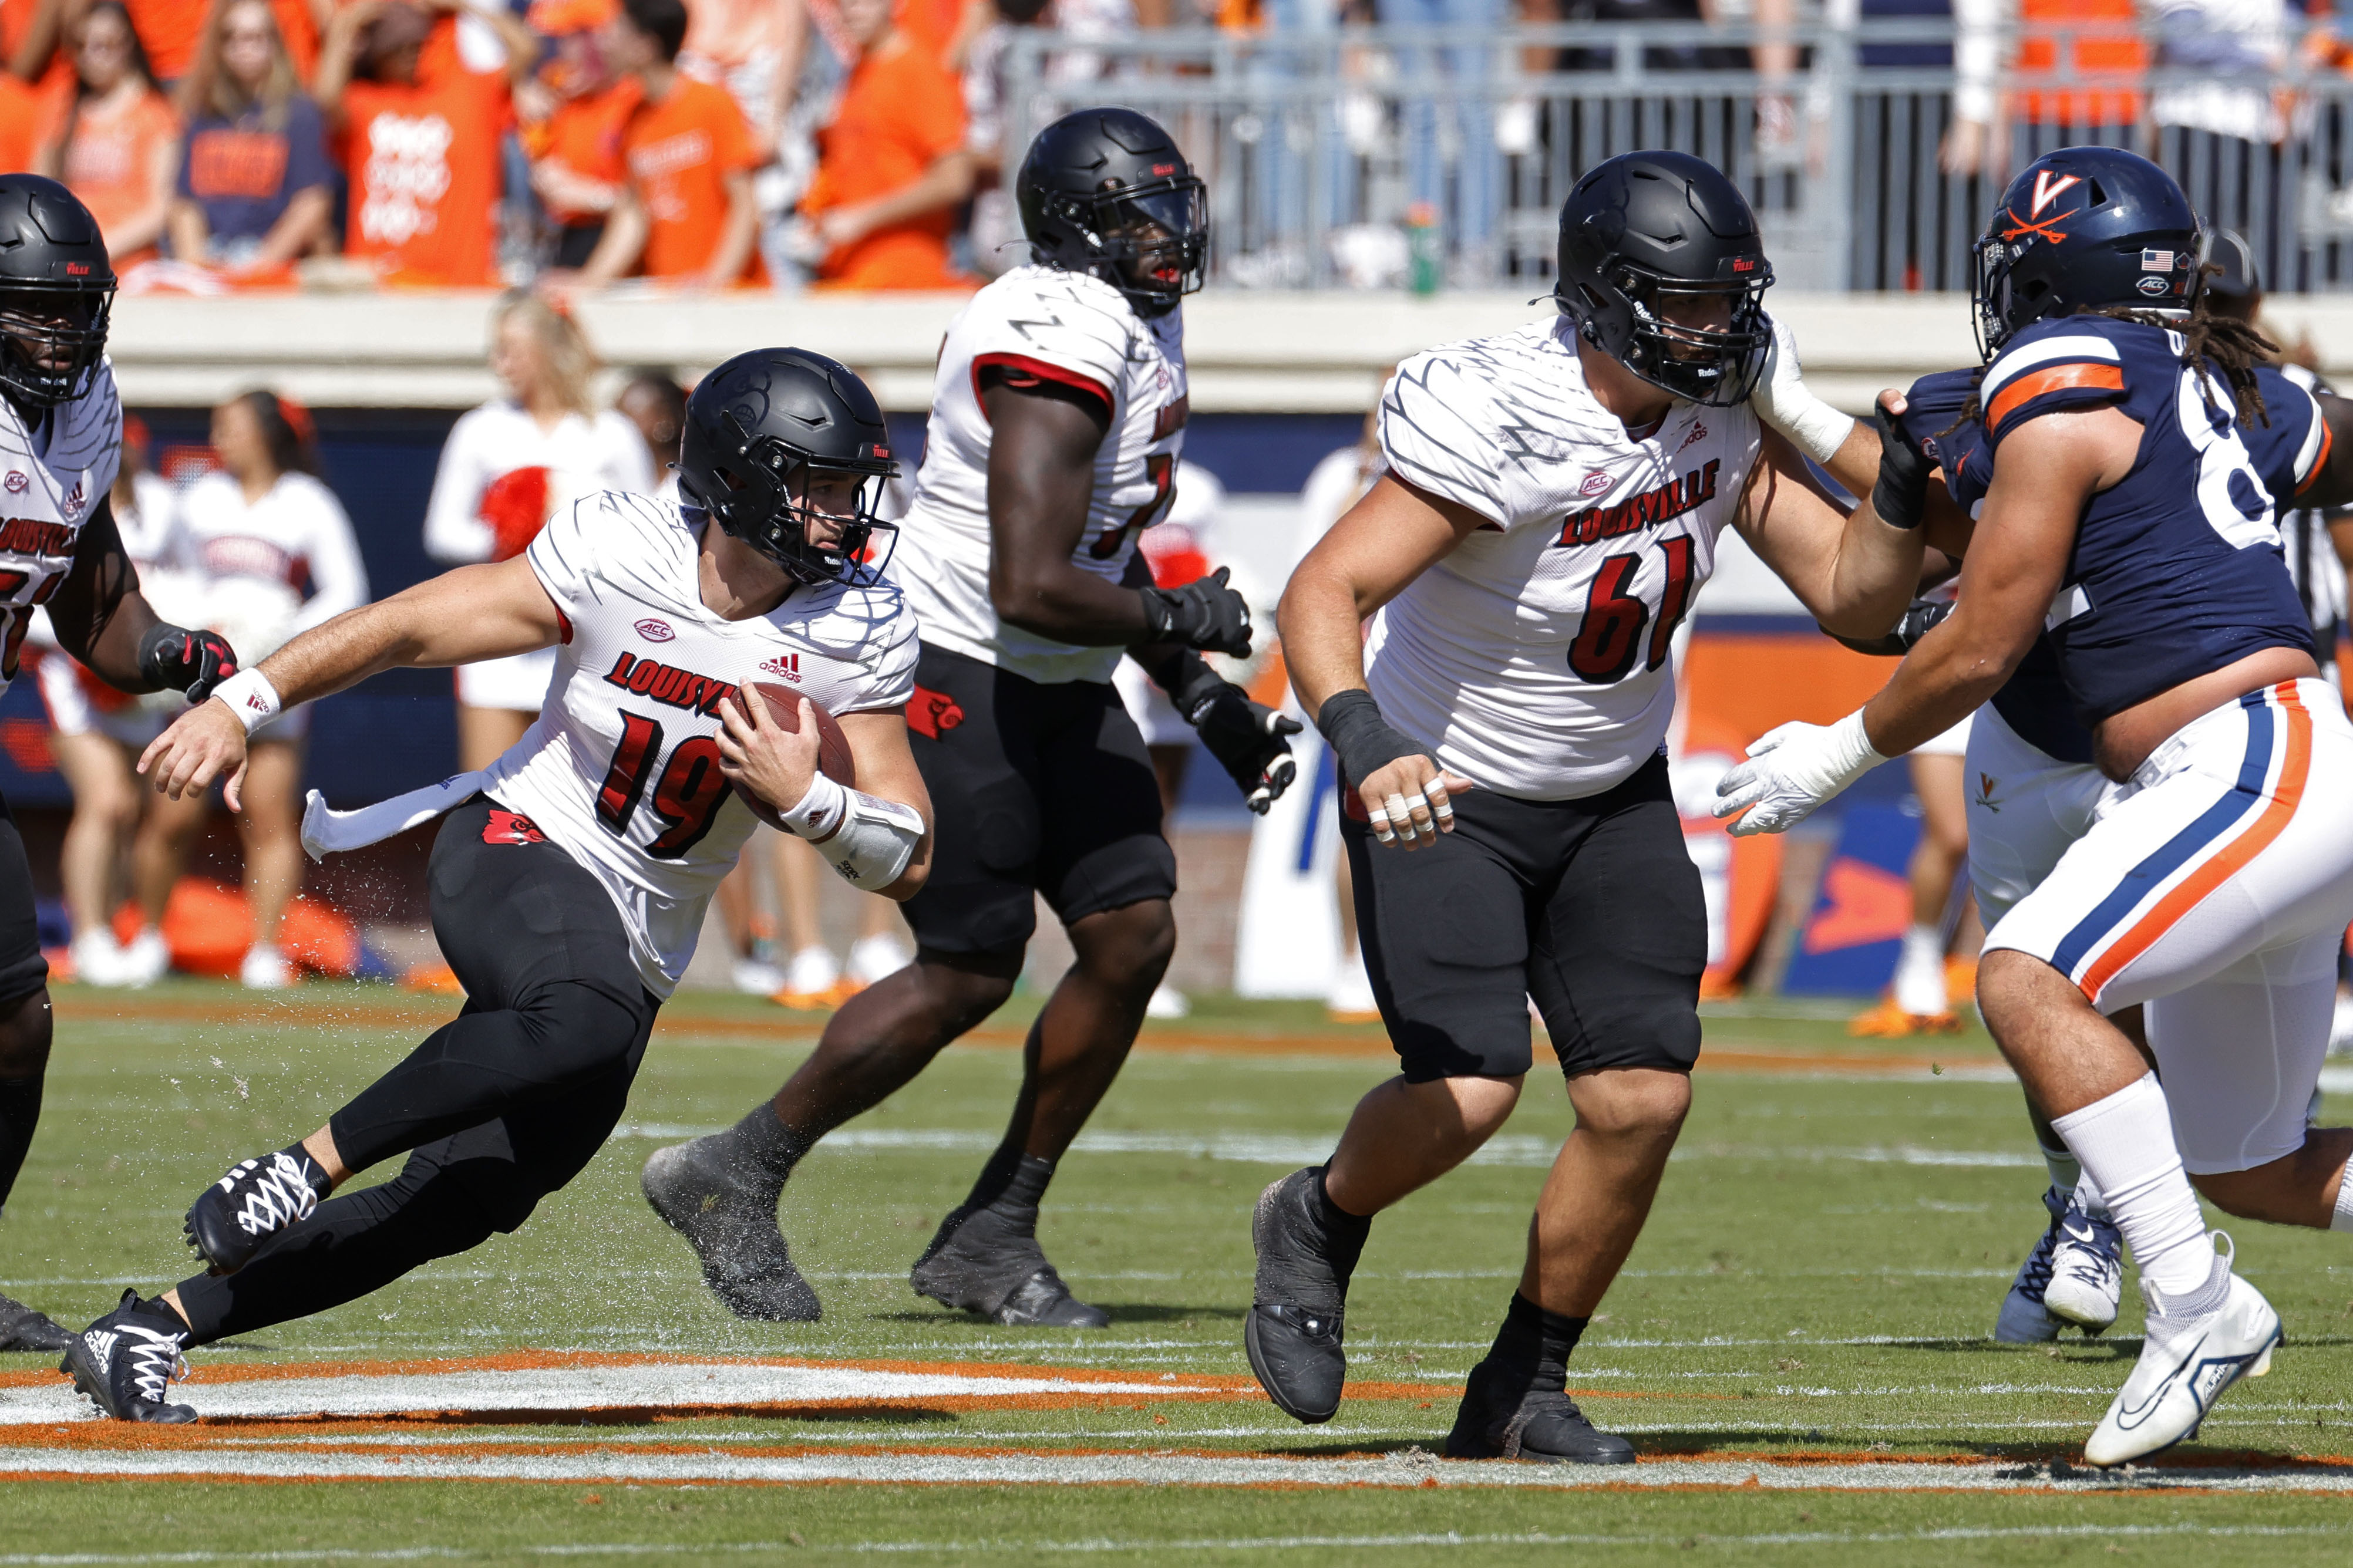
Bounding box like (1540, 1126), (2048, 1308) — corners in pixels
(1938, 291), (2278, 439)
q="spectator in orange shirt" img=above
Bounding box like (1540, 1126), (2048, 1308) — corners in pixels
(526, 0), (642, 267)
(577, 0), (762, 289)
(794, 0), (972, 290)
(315, 0), (537, 286)
(39, 2), (180, 265)
(166, 0), (332, 274)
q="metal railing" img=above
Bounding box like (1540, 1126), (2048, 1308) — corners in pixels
(995, 19), (2353, 292)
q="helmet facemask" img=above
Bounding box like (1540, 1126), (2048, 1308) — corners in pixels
(1564, 262), (1773, 408)
(0, 281), (114, 409)
(1046, 176), (1208, 315)
(682, 412), (899, 587)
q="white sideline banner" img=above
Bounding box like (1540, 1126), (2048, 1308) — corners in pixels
(1233, 726), (1345, 999)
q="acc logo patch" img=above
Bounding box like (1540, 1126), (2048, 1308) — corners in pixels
(1578, 471), (1613, 497)
(2135, 275), (2170, 296)
(634, 618), (676, 643)
(2, 473), (24, 494)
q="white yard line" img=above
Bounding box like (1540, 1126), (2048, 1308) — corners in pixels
(5, 1445), (2352, 1493)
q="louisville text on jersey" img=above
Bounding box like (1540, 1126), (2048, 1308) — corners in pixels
(603, 650), (740, 719)
(0, 517), (78, 559)
(1556, 460), (1722, 548)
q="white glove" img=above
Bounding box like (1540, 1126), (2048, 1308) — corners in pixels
(1752, 313), (1856, 467)
(1710, 710), (1886, 837)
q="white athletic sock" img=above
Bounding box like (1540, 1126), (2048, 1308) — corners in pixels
(2051, 1074), (2214, 1297)
(2073, 1172), (2108, 1216)
(1892, 923), (1948, 1017)
(2331, 1161), (2353, 1234)
(2037, 1135), (2083, 1197)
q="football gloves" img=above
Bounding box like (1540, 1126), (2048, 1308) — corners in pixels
(1141, 565), (1253, 658)
(1169, 655), (1301, 814)
(1870, 399), (1934, 531)
(1711, 710), (1887, 837)
(137, 623), (238, 704)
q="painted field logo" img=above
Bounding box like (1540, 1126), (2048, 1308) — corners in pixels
(761, 653), (802, 682)
(634, 618), (675, 643)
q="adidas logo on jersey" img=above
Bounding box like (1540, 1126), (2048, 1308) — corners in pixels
(603, 652), (740, 718)
(1557, 460), (1721, 547)
(761, 653), (803, 683)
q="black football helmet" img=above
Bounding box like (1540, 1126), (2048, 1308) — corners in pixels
(677, 349), (898, 587)
(1016, 107), (1207, 317)
(0, 175), (117, 410)
(1972, 146), (2203, 358)
(1553, 151), (1773, 407)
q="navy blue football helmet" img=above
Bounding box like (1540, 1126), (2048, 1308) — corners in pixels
(1972, 146), (2203, 359)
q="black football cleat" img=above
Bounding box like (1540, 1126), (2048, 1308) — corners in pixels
(910, 1202), (1109, 1328)
(185, 1148), (328, 1274)
(61, 1291), (196, 1423)
(1244, 1166), (1365, 1424)
(0, 1291), (72, 1353)
(1443, 1357), (1635, 1465)
(642, 1139), (822, 1322)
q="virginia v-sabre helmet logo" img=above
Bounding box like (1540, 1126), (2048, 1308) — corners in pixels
(0, 174), (117, 409)
(1973, 147), (2203, 358)
(676, 349), (900, 588)
(1553, 150), (1774, 409)
(1016, 107), (1208, 317)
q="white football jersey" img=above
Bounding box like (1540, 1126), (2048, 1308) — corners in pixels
(897, 264), (1188, 684)
(179, 470), (371, 650)
(1369, 317), (1762, 801)
(483, 492), (920, 997)
(0, 359), (120, 691)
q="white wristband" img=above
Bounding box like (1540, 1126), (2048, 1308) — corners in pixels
(210, 669), (282, 734)
(777, 770), (851, 842)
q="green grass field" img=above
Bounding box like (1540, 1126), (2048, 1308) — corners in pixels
(5, 982), (2353, 1564)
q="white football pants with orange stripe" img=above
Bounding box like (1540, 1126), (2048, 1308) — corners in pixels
(1982, 679), (2353, 1175)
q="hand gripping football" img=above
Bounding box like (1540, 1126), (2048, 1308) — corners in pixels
(746, 681), (856, 785)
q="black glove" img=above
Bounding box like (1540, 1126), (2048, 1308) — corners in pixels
(1870, 399), (1934, 531)
(1167, 654), (1302, 815)
(137, 623), (239, 703)
(1831, 596), (1953, 657)
(1139, 565), (1253, 657)
(1313, 688), (1426, 792)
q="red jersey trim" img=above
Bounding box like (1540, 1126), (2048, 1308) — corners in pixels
(971, 353), (1113, 421)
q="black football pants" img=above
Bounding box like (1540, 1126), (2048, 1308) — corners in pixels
(173, 796), (659, 1346)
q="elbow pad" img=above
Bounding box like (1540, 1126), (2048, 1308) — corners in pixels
(775, 773), (925, 890)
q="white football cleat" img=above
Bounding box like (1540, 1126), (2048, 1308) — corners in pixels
(2083, 1236), (2280, 1468)
(2043, 1198), (2123, 1334)
(119, 926), (171, 985)
(1145, 984), (1190, 1020)
(845, 933), (913, 987)
(68, 927), (132, 987)
(240, 942), (292, 990)
(731, 956), (786, 996)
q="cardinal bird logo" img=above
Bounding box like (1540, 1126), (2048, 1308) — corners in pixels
(905, 686), (966, 740)
(482, 808), (548, 845)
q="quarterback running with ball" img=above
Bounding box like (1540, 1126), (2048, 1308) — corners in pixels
(642, 108), (1298, 1331)
(60, 350), (931, 1421)
(1248, 150), (1923, 1461)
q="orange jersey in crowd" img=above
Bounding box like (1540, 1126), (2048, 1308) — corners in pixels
(341, 65), (508, 286)
(2015, 0), (2146, 126)
(621, 76), (763, 282)
(0, 73), (52, 173)
(1, 0), (73, 100)
(120, 0), (208, 79)
(894, 0), (969, 61)
(51, 89), (180, 265)
(272, 0), (322, 82)
(533, 77), (639, 228)
(802, 35), (967, 290)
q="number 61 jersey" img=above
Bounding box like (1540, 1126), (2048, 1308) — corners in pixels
(1369, 316), (1761, 801)
(480, 493), (918, 997)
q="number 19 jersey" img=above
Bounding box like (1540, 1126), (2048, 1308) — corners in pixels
(482, 493), (919, 997)
(896, 265), (1188, 685)
(1371, 317), (1761, 801)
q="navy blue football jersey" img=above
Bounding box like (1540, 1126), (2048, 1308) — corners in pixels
(1903, 316), (2328, 757)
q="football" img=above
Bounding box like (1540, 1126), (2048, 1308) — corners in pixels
(742, 680), (856, 790)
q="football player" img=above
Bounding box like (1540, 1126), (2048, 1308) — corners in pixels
(0, 177), (239, 1353)
(639, 107), (1298, 1330)
(1248, 151), (1924, 1461)
(1715, 147), (2353, 1465)
(60, 350), (931, 1420)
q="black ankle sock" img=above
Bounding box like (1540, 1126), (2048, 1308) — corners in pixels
(1312, 1166), (1373, 1284)
(0, 1075), (42, 1212)
(715, 1104), (813, 1186)
(965, 1151), (1053, 1217)
(1484, 1292), (1588, 1392)
(280, 1141), (332, 1195)
(126, 1294), (189, 1340)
